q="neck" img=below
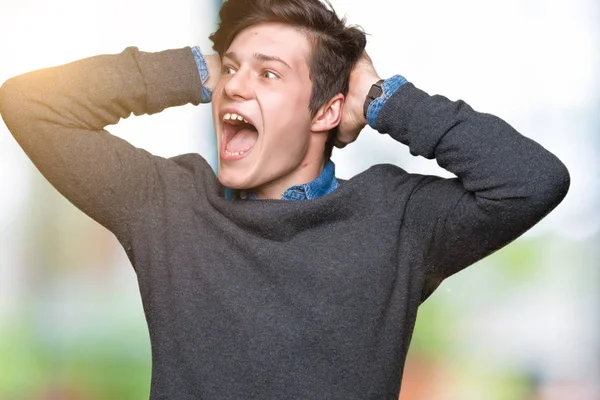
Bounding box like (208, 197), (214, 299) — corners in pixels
(252, 130), (330, 200)
(253, 157), (326, 200)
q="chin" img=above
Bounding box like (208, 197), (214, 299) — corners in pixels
(217, 167), (254, 190)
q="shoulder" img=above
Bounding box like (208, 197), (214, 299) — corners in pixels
(340, 163), (456, 206)
(169, 152), (215, 176)
(150, 152), (221, 197)
(341, 163), (421, 191)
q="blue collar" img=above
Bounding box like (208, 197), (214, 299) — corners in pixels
(225, 160), (339, 201)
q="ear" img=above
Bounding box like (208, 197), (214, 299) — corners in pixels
(310, 94), (344, 133)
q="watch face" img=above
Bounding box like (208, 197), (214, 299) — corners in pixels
(364, 80), (385, 118)
(368, 83), (383, 99)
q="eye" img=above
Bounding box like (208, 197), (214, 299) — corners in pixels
(222, 66), (236, 75)
(262, 70), (278, 80)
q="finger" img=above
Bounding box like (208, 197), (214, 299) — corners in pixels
(362, 51), (372, 63)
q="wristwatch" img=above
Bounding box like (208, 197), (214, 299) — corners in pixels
(363, 79), (385, 119)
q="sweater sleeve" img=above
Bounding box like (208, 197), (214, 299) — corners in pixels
(375, 83), (570, 300)
(0, 47), (204, 236)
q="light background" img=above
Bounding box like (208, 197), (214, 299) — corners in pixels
(0, 0), (598, 399)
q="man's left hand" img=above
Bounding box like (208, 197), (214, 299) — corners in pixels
(336, 51), (382, 148)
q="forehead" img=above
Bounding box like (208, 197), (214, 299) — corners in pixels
(228, 23), (311, 67)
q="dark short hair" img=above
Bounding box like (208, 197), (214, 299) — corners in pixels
(210, 0), (367, 160)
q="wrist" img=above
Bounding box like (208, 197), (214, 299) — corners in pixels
(203, 54), (222, 92)
(365, 75), (408, 129)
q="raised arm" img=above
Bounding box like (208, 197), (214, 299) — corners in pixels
(338, 53), (570, 299)
(0, 47), (219, 236)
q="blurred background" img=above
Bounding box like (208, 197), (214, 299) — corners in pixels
(0, 0), (597, 399)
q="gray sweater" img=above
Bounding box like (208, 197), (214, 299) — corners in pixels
(0, 47), (570, 399)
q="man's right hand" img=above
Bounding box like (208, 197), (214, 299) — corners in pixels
(204, 53), (222, 94)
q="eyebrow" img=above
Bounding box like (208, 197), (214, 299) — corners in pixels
(223, 52), (292, 70)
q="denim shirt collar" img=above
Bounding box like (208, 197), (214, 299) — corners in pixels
(225, 160), (339, 201)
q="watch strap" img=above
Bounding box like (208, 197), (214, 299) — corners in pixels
(363, 79), (385, 119)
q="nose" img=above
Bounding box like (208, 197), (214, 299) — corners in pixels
(223, 69), (254, 101)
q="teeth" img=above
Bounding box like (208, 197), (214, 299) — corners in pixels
(223, 112), (250, 124)
(225, 149), (248, 157)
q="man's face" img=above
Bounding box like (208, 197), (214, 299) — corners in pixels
(212, 23), (317, 197)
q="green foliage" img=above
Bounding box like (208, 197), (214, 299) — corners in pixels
(0, 324), (151, 400)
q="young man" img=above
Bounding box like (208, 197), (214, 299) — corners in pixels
(0, 0), (570, 398)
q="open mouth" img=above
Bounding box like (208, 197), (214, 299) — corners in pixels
(221, 112), (259, 160)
